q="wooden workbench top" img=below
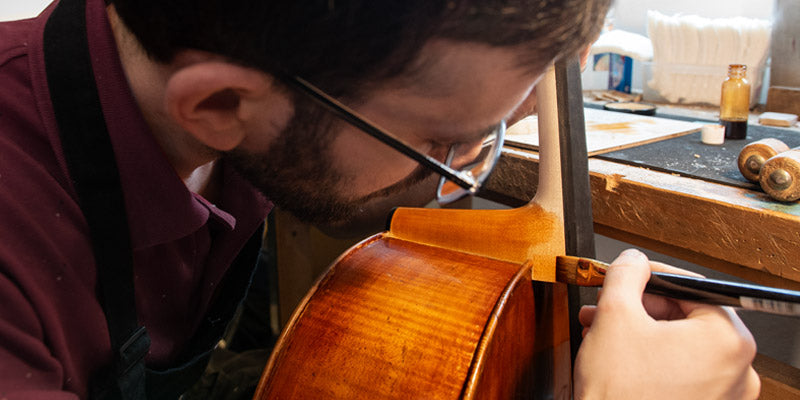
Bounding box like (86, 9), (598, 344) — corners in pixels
(483, 147), (800, 290)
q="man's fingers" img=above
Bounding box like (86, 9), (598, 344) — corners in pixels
(578, 305), (597, 338)
(597, 249), (651, 306)
(682, 303), (756, 351)
(641, 293), (688, 320)
(598, 254), (705, 321)
(648, 260), (705, 278)
(743, 367), (762, 399)
(578, 305), (597, 327)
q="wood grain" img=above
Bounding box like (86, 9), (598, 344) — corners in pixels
(588, 158), (800, 284)
(482, 149), (800, 287)
(256, 235), (569, 399)
(753, 353), (800, 399)
(388, 205), (560, 282)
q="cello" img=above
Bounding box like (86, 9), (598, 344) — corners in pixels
(254, 64), (585, 399)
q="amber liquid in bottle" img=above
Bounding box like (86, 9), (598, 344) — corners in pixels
(719, 64), (750, 140)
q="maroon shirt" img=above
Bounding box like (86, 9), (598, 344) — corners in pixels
(0, 0), (272, 398)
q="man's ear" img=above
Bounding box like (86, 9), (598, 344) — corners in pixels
(164, 61), (285, 151)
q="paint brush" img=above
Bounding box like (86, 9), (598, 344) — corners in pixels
(555, 255), (800, 317)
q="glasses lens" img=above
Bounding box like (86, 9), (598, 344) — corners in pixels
(436, 121), (505, 204)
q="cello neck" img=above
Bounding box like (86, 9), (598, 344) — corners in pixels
(531, 66), (565, 220)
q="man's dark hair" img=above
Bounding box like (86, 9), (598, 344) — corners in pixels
(109, 0), (610, 95)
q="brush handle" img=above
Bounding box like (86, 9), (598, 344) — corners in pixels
(647, 272), (800, 316)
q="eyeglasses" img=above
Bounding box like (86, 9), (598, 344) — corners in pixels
(279, 75), (505, 204)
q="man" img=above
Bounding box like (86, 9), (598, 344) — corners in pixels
(0, 0), (760, 398)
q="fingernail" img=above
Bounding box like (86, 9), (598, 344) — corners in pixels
(612, 249), (647, 266)
(620, 248), (644, 258)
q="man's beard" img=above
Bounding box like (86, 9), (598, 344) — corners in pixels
(224, 96), (436, 237)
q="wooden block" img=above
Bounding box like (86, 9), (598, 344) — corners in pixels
(759, 112), (799, 127)
(766, 86), (800, 115)
(753, 353), (800, 400)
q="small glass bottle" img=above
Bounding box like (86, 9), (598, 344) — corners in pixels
(719, 64), (751, 139)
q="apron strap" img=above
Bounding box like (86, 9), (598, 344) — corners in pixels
(44, 0), (148, 398)
(146, 225), (265, 400)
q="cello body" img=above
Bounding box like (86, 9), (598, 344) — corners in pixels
(255, 68), (571, 399)
(255, 233), (570, 399)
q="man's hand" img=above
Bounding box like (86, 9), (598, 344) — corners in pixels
(574, 249), (761, 399)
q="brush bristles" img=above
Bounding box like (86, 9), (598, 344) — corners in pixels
(554, 256), (608, 287)
(554, 256), (580, 285)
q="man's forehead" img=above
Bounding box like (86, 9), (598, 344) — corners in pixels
(386, 39), (541, 98)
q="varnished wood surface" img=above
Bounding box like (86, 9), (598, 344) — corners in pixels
(482, 148), (800, 290)
(255, 234), (570, 399)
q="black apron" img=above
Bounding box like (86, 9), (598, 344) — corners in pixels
(43, 0), (265, 398)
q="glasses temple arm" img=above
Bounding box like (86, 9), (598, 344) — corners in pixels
(281, 75), (475, 190)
